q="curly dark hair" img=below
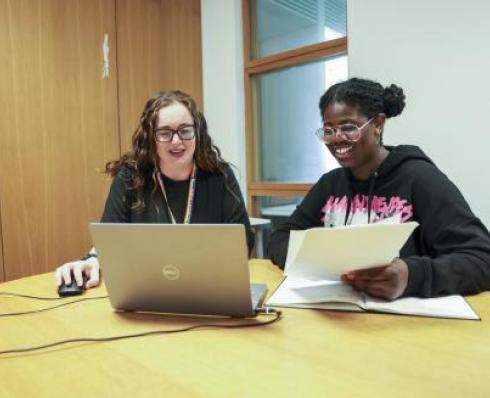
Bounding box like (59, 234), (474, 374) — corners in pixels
(319, 78), (406, 145)
(105, 90), (235, 212)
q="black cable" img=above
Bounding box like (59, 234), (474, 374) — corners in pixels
(0, 292), (73, 300)
(0, 296), (109, 317)
(0, 309), (282, 355)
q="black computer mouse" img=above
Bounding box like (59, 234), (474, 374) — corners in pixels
(58, 271), (87, 297)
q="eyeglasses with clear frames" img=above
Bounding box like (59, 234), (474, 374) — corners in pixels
(154, 125), (196, 143)
(315, 117), (375, 143)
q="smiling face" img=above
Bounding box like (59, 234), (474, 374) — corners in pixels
(323, 101), (386, 180)
(155, 102), (196, 179)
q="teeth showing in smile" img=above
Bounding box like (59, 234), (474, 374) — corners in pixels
(335, 146), (353, 155)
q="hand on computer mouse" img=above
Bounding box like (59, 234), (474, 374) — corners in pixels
(55, 258), (100, 290)
(57, 271), (87, 297)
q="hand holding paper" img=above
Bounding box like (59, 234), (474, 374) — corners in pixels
(341, 258), (409, 300)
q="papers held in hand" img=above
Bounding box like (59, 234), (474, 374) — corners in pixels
(284, 221), (419, 280)
(269, 221), (480, 320)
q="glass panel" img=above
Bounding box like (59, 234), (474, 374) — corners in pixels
(256, 54), (347, 183)
(253, 0), (347, 58)
(260, 196), (302, 221)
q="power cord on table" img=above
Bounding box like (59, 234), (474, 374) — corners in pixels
(0, 292), (109, 317)
(0, 291), (282, 356)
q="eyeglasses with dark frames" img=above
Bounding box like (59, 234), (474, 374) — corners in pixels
(154, 125), (196, 143)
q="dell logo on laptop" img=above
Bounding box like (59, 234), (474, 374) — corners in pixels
(161, 264), (180, 280)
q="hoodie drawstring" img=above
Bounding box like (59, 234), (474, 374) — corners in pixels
(367, 171), (378, 224)
(343, 170), (354, 225)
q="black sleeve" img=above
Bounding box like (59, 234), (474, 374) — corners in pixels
(268, 175), (328, 268)
(402, 164), (490, 297)
(222, 166), (255, 256)
(100, 170), (132, 223)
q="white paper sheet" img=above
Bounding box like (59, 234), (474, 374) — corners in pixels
(285, 222), (418, 280)
(268, 276), (363, 306)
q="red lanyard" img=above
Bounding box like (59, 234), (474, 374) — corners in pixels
(156, 164), (197, 224)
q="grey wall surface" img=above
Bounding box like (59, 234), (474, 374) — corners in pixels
(348, 0), (490, 227)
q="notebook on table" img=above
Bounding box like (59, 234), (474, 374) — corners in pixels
(267, 277), (479, 320)
(89, 223), (267, 317)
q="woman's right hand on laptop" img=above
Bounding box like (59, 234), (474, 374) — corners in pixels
(55, 257), (101, 289)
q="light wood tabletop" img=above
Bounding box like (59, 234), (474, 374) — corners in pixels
(0, 259), (489, 398)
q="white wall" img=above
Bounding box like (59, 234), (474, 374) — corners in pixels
(348, 0), (490, 227)
(200, 0), (247, 196)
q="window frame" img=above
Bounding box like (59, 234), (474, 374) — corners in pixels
(242, 0), (348, 216)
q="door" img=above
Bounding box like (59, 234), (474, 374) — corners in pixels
(116, 0), (203, 152)
(0, 0), (120, 280)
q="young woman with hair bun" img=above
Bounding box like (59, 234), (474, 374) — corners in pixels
(269, 77), (490, 300)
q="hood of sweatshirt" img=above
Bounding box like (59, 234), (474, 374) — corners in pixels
(377, 145), (435, 178)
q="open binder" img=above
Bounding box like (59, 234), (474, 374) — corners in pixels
(267, 222), (479, 320)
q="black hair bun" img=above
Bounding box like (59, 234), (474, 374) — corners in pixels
(383, 84), (406, 118)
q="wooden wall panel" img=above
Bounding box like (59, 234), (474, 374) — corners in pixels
(116, 0), (203, 152)
(0, 0), (120, 280)
(0, 211), (4, 282)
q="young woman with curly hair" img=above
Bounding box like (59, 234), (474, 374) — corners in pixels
(56, 91), (253, 290)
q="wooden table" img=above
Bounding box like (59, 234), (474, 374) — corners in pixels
(0, 260), (489, 397)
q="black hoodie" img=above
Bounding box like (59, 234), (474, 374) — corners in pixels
(268, 145), (490, 297)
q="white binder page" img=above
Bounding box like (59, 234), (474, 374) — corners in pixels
(364, 294), (479, 320)
(268, 276), (363, 306)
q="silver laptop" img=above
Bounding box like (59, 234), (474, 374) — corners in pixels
(89, 223), (267, 317)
